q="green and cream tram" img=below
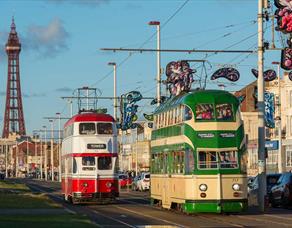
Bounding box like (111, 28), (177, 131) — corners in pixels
(150, 90), (248, 213)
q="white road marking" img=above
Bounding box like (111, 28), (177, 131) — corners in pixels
(91, 210), (136, 228)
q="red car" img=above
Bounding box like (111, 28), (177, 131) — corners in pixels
(118, 174), (132, 188)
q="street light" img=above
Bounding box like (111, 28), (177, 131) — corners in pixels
(56, 112), (62, 182)
(148, 20), (161, 106)
(43, 125), (48, 180)
(272, 61), (283, 173)
(108, 62), (117, 121)
(49, 119), (54, 181)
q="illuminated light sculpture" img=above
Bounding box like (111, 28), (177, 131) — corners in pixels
(118, 91), (142, 131)
(251, 68), (277, 81)
(210, 67), (240, 82)
(253, 87), (275, 128)
(165, 60), (195, 96)
(275, 0), (292, 33)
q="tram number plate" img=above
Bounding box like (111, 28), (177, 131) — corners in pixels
(87, 144), (106, 149)
(233, 178), (239, 182)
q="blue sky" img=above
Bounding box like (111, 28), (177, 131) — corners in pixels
(0, 0), (283, 135)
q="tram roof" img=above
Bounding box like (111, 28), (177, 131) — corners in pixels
(154, 89), (238, 114)
(64, 112), (115, 128)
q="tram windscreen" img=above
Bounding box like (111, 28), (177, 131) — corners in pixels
(98, 157), (112, 170)
(82, 157), (95, 166)
(198, 151), (238, 169)
(79, 123), (96, 135)
(97, 123), (113, 135)
(216, 104), (233, 121)
(195, 104), (214, 120)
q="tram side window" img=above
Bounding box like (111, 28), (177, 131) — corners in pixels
(216, 104), (233, 121)
(184, 105), (192, 121)
(98, 157), (112, 170)
(97, 123), (113, 134)
(198, 151), (217, 169)
(195, 104), (214, 120)
(185, 148), (194, 174)
(219, 151), (238, 168)
(73, 158), (77, 173)
(79, 123), (96, 135)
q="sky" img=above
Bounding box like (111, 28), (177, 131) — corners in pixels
(0, 0), (284, 135)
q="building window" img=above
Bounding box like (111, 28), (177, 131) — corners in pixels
(286, 148), (292, 167)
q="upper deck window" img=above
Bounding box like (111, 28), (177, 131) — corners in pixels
(216, 104), (234, 121)
(97, 123), (113, 134)
(79, 123), (96, 135)
(195, 104), (214, 120)
(184, 105), (192, 121)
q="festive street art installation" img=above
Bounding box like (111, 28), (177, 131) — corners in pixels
(251, 68), (277, 81)
(119, 91), (142, 130)
(165, 60), (195, 96)
(281, 47), (292, 70)
(275, 0), (292, 33)
(253, 87), (275, 128)
(210, 67), (240, 82)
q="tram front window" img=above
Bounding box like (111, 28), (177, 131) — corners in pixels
(198, 151), (238, 169)
(82, 157), (95, 166)
(198, 151), (218, 169)
(219, 151), (238, 168)
(97, 123), (113, 135)
(79, 123), (96, 135)
(98, 157), (112, 170)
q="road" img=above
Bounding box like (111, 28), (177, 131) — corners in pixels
(17, 179), (292, 228)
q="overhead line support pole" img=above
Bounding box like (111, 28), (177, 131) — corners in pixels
(257, 0), (266, 213)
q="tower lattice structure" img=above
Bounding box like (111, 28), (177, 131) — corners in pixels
(2, 18), (26, 138)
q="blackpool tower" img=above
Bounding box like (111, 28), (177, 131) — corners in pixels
(2, 18), (26, 138)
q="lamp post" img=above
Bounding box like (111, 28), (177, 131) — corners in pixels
(40, 130), (43, 180)
(272, 61), (283, 173)
(26, 137), (29, 176)
(49, 119), (54, 181)
(108, 62), (117, 121)
(257, 0), (267, 212)
(43, 125), (48, 180)
(148, 21), (161, 106)
(56, 112), (62, 182)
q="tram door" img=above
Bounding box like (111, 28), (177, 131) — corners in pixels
(162, 154), (171, 208)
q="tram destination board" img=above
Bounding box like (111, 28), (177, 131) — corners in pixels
(87, 143), (106, 149)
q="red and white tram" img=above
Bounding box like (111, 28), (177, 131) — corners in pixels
(61, 112), (119, 203)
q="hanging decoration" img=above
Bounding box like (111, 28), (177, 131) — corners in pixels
(165, 60), (195, 96)
(253, 87), (275, 128)
(118, 91), (142, 131)
(275, 0), (292, 33)
(251, 68), (277, 81)
(289, 71), (292, 80)
(281, 47), (292, 70)
(210, 67), (240, 82)
(150, 96), (168, 105)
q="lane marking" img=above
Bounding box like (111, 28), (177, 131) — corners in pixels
(232, 215), (292, 227)
(113, 205), (186, 228)
(263, 214), (292, 221)
(91, 210), (136, 228)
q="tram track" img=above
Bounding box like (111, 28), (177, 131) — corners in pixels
(19, 179), (292, 228)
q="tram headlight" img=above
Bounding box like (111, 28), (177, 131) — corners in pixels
(106, 182), (112, 188)
(199, 184), (208, 192)
(232, 183), (240, 191)
(83, 182), (88, 187)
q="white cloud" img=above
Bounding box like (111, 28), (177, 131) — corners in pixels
(47, 0), (109, 7)
(22, 18), (69, 58)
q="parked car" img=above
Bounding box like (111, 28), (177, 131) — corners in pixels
(137, 172), (150, 191)
(248, 173), (281, 206)
(132, 175), (141, 191)
(119, 174), (132, 188)
(270, 172), (292, 208)
(0, 170), (5, 180)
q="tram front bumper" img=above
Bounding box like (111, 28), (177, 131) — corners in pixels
(184, 199), (248, 213)
(73, 192), (119, 201)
